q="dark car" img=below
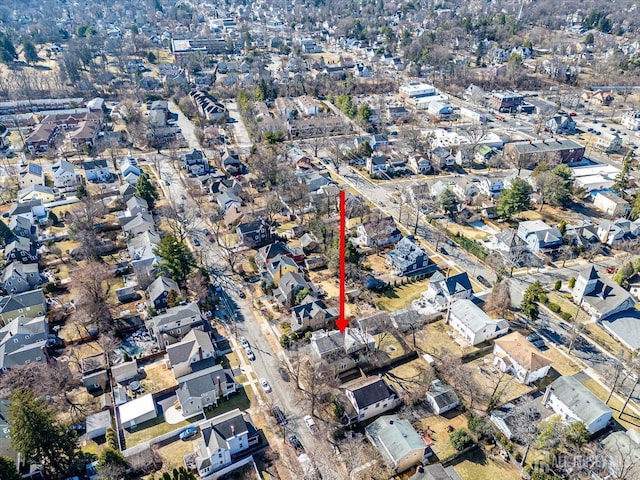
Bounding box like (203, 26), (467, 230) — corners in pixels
(532, 339), (548, 351)
(278, 367), (290, 382)
(439, 246), (448, 255)
(192, 237), (200, 247)
(288, 435), (305, 455)
(476, 275), (492, 288)
(273, 406), (287, 426)
(238, 291), (246, 299)
(247, 276), (261, 284)
(526, 333), (541, 343)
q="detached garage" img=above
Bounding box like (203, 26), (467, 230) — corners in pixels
(119, 393), (157, 429)
(86, 410), (112, 439)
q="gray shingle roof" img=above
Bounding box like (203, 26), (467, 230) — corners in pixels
(547, 376), (611, 428)
(346, 377), (395, 409)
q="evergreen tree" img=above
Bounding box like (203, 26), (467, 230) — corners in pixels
(612, 153), (631, 199)
(496, 178), (531, 220)
(22, 40), (39, 63)
(0, 456), (21, 480)
(97, 447), (128, 479)
(0, 220), (15, 246)
(630, 194), (640, 220)
(154, 233), (196, 285)
(0, 34), (18, 63)
(8, 389), (79, 478)
(437, 188), (458, 217)
(136, 174), (159, 210)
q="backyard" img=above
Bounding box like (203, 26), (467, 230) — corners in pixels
(452, 446), (523, 480)
(374, 278), (431, 311)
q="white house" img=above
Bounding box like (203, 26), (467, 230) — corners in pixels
(51, 159), (80, 189)
(355, 216), (402, 249)
(408, 155), (431, 174)
(365, 415), (428, 474)
(595, 132), (623, 153)
(195, 409), (260, 478)
(621, 111), (640, 131)
(544, 375), (612, 435)
(367, 155), (388, 175)
(423, 272), (473, 311)
(118, 393), (157, 428)
(516, 220), (563, 254)
(296, 95), (318, 116)
(478, 177), (504, 198)
(593, 191), (630, 217)
(425, 380), (460, 415)
(447, 299), (509, 346)
(342, 376), (402, 424)
(493, 332), (552, 384)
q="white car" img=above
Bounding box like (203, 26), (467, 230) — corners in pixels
(259, 378), (271, 393)
(246, 350), (255, 361)
(240, 337), (250, 349)
(303, 415), (318, 434)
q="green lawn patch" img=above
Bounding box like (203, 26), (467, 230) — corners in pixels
(124, 415), (195, 447)
(374, 278), (430, 311)
(204, 386), (252, 419)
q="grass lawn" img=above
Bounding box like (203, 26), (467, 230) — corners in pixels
(413, 321), (476, 357)
(156, 439), (195, 472)
(584, 323), (629, 357)
(414, 411), (469, 460)
(374, 332), (405, 359)
(235, 374), (248, 384)
(141, 362), (178, 392)
(204, 387), (253, 419)
(542, 349), (582, 376)
(124, 415), (193, 447)
(445, 222), (491, 240)
(547, 293), (579, 317)
(374, 278), (430, 311)
(453, 447), (522, 480)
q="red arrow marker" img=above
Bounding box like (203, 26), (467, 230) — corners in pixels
(337, 190), (348, 334)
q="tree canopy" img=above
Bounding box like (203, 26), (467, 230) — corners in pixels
(8, 389), (79, 478)
(136, 174), (159, 210)
(22, 40), (39, 63)
(496, 178), (531, 220)
(437, 188), (458, 217)
(0, 456), (21, 480)
(154, 233), (197, 285)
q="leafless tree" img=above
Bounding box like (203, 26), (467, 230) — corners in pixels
(484, 280), (512, 318)
(71, 261), (114, 334)
(187, 269), (209, 305)
(159, 202), (199, 243)
(509, 395), (541, 467)
(67, 194), (104, 260)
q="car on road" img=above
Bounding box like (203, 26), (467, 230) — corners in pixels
(247, 276), (261, 284)
(439, 246), (448, 255)
(532, 339), (547, 350)
(259, 378), (271, 393)
(225, 117), (237, 123)
(238, 290), (246, 299)
(273, 406), (287, 426)
(476, 275), (492, 288)
(180, 193), (187, 200)
(164, 180), (170, 185)
(246, 349), (255, 361)
(304, 415), (319, 434)
(179, 427), (198, 440)
(278, 367), (290, 382)
(288, 435), (305, 455)
(192, 237), (200, 247)
(606, 266), (616, 274)
(240, 337), (249, 348)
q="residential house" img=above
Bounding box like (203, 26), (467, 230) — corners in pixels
(478, 177), (504, 199)
(273, 271), (315, 308)
(342, 376), (402, 424)
(365, 415), (429, 474)
(128, 230), (161, 283)
(310, 328), (375, 374)
(300, 232), (319, 252)
(409, 465), (463, 480)
(183, 149), (210, 175)
(120, 183), (137, 202)
(1, 262), (42, 294)
(296, 95), (318, 116)
(408, 155), (431, 174)
(582, 90), (614, 106)
(431, 148), (455, 170)
(265, 254), (300, 284)
(593, 191), (630, 217)
(546, 115), (576, 134)
(355, 216), (402, 249)
(452, 178), (479, 204)
(367, 155), (388, 175)
(423, 272), (473, 311)
(255, 242), (295, 271)
(176, 364), (237, 417)
(69, 120), (100, 151)
(0, 315), (49, 370)
(221, 151), (242, 175)
(572, 265), (636, 321)
(24, 123), (58, 152)
(8, 216), (34, 240)
(595, 132), (623, 154)
(544, 375), (612, 434)
(493, 332), (552, 384)
(217, 190), (242, 213)
(488, 91), (524, 112)
(8, 199), (46, 225)
(503, 139), (585, 170)
(447, 299), (509, 346)
(597, 218), (638, 246)
(119, 157), (141, 184)
(371, 134), (390, 150)
(3, 237), (37, 264)
(189, 90), (227, 122)
(425, 380), (460, 415)
(564, 220), (600, 248)
(166, 329), (217, 379)
(111, 360), (139, 385)
(490, 400), (549, 440)
(195, 409), (260, 478)
(86, 411), (112, 440)
(51, 159), (79, 189)
(126, 195), (149, 217)
(82, 159), (112, 182)
(146, 276), (179, 312)
(516, 220), (563, 254)
(475, 145), (496, 165)
(0, 289), (46, 326)
(120, 212), (156, 236)
(236, 218), (273, 248)
(291, 296), (338, 333)
(386, 237), (433, 277)
(145, 302), (208, 349)
(18, 185), (56, 203)
(621, 111), (640, 131)
(19, 163), (44, 190)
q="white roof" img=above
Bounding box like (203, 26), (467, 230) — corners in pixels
(118, 393), (155, 424)
(450, 299), (496, 333)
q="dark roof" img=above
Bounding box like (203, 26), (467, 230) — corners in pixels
(347, 378), (395, 409)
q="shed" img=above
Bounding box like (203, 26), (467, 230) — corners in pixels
(86, 410), (112, 439)
(112, 360), (139, 384)
(119, 393), (157, 429)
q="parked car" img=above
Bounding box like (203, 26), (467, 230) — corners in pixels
(439, 246), (448, 255)
(526, 333), (541, 343)
(179, 426), (198, 440)
(246, 350), (255, 361)
(476, 275), (492, 288)
(304, 415), (318, 434)
(278, 367), (290, 382)
(238, 291), (246, 299)
(192, 237), (200, 247)
(288, 435), (305, 455)
(273, 406), (287, 426)
(532, 339), (547, 351)
(259, 378), (271, 393)
(606, 266), (616, 274)
(240, 337), (250, 348)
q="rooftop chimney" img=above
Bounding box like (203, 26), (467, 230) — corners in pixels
(230, 424), (235, 436)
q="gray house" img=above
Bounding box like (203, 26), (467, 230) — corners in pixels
(385, 237), (433, 276)
(425, 380), (460, 415)
(145, 302), (207, 349)
(516, 220), (563, 253)
(365, 414), (428, 473)
(0, 315), (49, 370)
(176, 364), (237, 418)
(146, 275), (179, 312)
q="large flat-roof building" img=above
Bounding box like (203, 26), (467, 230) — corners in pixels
(504, 138), (585, 169)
